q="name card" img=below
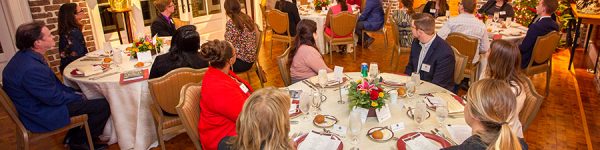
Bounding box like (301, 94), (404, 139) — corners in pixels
(375, 106), (391, 123)
(390, 122), (405, 132)
(332, 124), (347, 136)
(137, 51), (152, 62)
(333, 66), (344, 82)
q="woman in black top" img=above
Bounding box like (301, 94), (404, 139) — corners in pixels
(151, 0), (176, 36)
(58, 3), (88, 73)
(423, 0), (449, 17)
(149, 25), (209, 79)
(275, 0), (301, 36)
(477, 0), (515, 20)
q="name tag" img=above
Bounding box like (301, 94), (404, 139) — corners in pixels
(430, 9), (437, 14)
(421, 64), (431, 72)
(240, 84), (249, 93)
(499, 11), (506, 15)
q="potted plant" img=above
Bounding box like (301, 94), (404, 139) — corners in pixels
(128, 35), (163, 58)
(348, 78), (389, 117)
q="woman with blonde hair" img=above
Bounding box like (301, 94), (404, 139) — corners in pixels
(218, 87), (294, 150)
(443, 79), (527, 150)
(480, 39), (532, 138)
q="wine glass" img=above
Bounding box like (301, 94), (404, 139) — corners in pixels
(348, 110), (362, 147)
(369, 63), (379, 80)
(414, 99), (428, 131)
(299, 92), (312, 120)
(506, 17), (513, 27)
(436, 100), (449, 127)
(410, 72), (420, 94)
(493, 12), (500, 23)
(318, 69), (328, 95)
(406, 81), (416, 98)
(311, 90), (322, 114)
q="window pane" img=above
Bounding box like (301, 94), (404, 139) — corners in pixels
(192, 0), (207, 17)
(208, 0), (221, 14)
(97, 1), (120, 33)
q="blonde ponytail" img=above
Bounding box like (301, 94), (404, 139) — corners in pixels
(489, 123), (522, 150)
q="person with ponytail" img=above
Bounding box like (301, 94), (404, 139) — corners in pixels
(149, 25), (208, 79)
(58, 3), (88, 73)
(198, 40), (253, 150)
(324, 0), (354, 53)
(289, 19), (332, 84)
(218, 87), (294, 150)
(224, 0), (258, 72)
(443, 79), (528, 150)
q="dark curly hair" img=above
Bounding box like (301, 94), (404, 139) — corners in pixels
(199, 39), (234, 69)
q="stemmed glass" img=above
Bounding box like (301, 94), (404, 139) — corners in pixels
(435, 100), (449, 127)
(348, 110), (363, 147)
(318, 69), (328, 96)
(414, 99), (428, 131)
(506, 17), (513, 27)
(311, 89), (322, 115)
(493, 12), (500, 23)
(299, 92), (312, 120)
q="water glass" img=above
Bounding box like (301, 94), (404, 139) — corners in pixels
(299, 92), (312, 120)
(435, 101), (449, 127)
(348, 110), (362, 146)
(103, 42), (113, 56)
(369, 63), (379, 80)
(311, 90), (322, 114)
(406, 81), (416, 98)
(493, 12), (500, 23)
(414, 99), (428, 131)
(506, 17), (513, 27)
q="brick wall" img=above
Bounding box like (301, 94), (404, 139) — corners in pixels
(28, 0), (96, 74)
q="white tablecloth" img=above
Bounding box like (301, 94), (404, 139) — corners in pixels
(63, 44), (169, 150)
(288, 72), (468, 149)
(300, 12), (328, 54)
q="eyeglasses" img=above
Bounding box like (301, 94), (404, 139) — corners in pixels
(76, 9), (84, 14)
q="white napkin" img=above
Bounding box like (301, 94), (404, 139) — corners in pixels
(446, 124), (472, 144)
(432, 93), (464, 113)
(297, 132), (341, 150)
(76, 65), (103, 76)
(404, 134), (442, 150)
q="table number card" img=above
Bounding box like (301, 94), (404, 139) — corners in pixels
(137, 51), (152, 62)
(375, 106), (391, 123)
(332, 124), (347, 136)
(390, 123), (405, 132)
(333, 66), (343, 82)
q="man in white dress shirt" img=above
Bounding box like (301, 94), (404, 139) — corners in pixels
(437, 0), (490, 64)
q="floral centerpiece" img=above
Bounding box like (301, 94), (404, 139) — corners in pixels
(129, 35), (163, 58)
(313, 0), (330, 11)
(348, 78), (388, 116)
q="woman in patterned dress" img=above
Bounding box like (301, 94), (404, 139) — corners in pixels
(224, 0), (258, 72)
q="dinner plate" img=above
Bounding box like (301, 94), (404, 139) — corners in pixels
(295, 131), (343, 150)
(396, 132), (451, 150)
(310, 77), (349, 88)
(313, 115), (338, 128)
(367, 127), (395, 142)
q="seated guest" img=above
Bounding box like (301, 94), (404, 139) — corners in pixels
(519, 0), (558, 68)
(438, 0), (490, 63)
(224, 0), (258, 72)
(151, 0), (176, 36)
(477, 0), (515, 20)
(149, 25), (208, 79)
(198, 40), (253, 150)
(275, 0), (301, 36)
(218, 87), (294, 150)
(481, 40), (534, 138)
(443, 79), (528, 150)
(423, 0), (449, 17)
(3, 22), (110, 150)
(58, 3), (88, 73)
(289, 19), (332, 84)
(346, 0), (361, 9)
(355, 0), (384, 48)
(392, 0), (416, 48)
(324, 0), (353, 53)
(405, 13), (455, 90)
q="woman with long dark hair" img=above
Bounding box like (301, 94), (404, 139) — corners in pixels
(224, 0), (258, 73)
(149, 25), (208, 79)
(423, 0), (449, 17)
(58, 3), (87, 73)
(289, 19), (332, 83)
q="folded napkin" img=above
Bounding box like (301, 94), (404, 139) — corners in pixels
(446, 124), (472, 144)
(297, 132), (340, 150)
(404, 133), (442, 150)
(76, 65), (103, 76)
(432, 93), (464, 113)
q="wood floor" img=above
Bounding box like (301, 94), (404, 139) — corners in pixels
(0, 29), (597, 149)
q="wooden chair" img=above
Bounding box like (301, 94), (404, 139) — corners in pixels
(237, 25), (267, 88)
(0, 84), (94, 150)
(259, 4), (270, 47)
(446, 32), (480, 83)
(389, 17), (412, 71)
(414, 4), (426, 13)
(176, 83), (203, 150)
(147, 68), (208, 150)
(361, 5), (391, 49)
(519, 77), (545, 131)
(324, 12), (358, 63)
(267, 9), (293, 58)
(452, 46), (469, 86)
(277, 47), (293, 86)
(524, 31), (560, 96)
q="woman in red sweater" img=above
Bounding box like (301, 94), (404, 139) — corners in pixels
(198, 39), (253, 150)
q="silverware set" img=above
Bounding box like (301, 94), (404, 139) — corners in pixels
(431, 128), (458, 145)
(302, 80), (317, 90)
(89, 72), (120, 80)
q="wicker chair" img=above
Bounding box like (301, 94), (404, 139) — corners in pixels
(519, 77), (545, 131)
(267, 9), (293, 58)
(236, 25), (267, 87)
(147, 68), (207, 150)
(524, 31), (560, 96)
(361, 6), (391, 49)
(324, 12), (358, 63)
(176, 83), (203, 150)
(452, 46), (468, 86)
(0, 84), (94, 150)
(277, 47), (293, 86)
(446, 32), (480, 83)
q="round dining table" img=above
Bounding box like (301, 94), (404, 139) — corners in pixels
(288, 72), (469, 150)
(63, 42), (170, 150)
(299, 5), (360, 54)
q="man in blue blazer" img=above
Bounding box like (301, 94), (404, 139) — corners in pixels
(519, 0), (559, 68)
(405, 13), (456, 91)
(2, 22), (110, 149)
(355, 0), (385, 48)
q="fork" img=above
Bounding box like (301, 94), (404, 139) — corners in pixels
(89, 72), (119, 80)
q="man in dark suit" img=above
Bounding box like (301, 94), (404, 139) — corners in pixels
(405, 13), (455, 91)
(151, 0), (176, 36)
(2, 22), (110, 150)
(519, 0), (559, 68)
(355, 0), (385, 48)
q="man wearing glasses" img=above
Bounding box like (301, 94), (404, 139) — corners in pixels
(151, 0), (177, 36)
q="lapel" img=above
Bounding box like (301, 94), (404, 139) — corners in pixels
(421, 36), (438, 69)
(160, 15), (174, 30)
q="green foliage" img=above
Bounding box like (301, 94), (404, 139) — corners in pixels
(348, 79), (389, 110)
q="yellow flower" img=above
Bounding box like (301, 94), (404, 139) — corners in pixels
(371, 101), (378, 107)
(361, 90), (366, 95)
(148, 45), (154, 49)
(357, 79), (362, 83)
(144, 41), (150, 45)
(132, 47), (139, 52)
(379, 92), (384, 98)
